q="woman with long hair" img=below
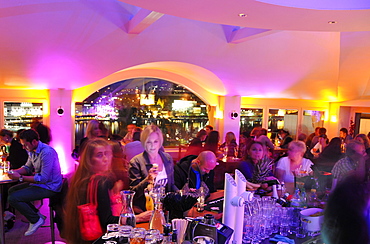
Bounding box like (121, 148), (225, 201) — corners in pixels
(313, 137), (343, 172)
(64, 138), (151, 243)
(64, 138), (117, 243)
(76, 119), (102, 158)
(355, 133), (370, 155)
(129, 125), (178, 213)
(237, 141), (274, 183)
(185, 129), (207, 156)
(219, 131), (238, 157)
(203, 130), (221, 158)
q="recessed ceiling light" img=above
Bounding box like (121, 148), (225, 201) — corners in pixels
(238, 13), (247, 18)
(328, 21), (337, 24)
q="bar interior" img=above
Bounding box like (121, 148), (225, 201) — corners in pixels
(0, 0), (370, 243)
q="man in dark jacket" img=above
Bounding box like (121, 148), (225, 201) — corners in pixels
(174, 151), (217, 194)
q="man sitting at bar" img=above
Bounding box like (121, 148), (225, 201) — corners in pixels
(7, 129), (62, 236)
(174, 151), (217, 196)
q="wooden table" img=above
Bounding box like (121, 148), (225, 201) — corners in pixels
(0, 174), (17, 244)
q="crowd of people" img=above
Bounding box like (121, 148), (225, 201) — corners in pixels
(64, 121), (219, 243)
(0, 120), (369, 243)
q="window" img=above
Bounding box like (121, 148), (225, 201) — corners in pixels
(268, 108), (298, 139)
(302, 110), (325, 135)
(240, 108), (263, 134)
(75, 78), (209, 146)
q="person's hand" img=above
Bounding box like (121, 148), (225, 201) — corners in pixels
(148, 164), (158, 182)
(136, 210), (153, 223)
(7, 170), (20, 180)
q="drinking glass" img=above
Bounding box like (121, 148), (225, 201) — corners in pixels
(243, 214), (254, 243)
(280, 208), (289, 236)
(130, 227), (146, 244)
(251, 217), (262, 244)
(287, 207), (301, 234)
(107, 223), (119, 233)
(118, 225), (133, 244)
(145, 229), (160, 244)
(3, 161), (9, 174)
(296, 219), (307, 238)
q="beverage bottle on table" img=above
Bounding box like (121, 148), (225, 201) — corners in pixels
(307, 189), (319, 208)
(171, 229), (178, 244)
(272, 184), (279, 199)
(276, 193), (290, 207)
(162, 223), (172, 243)
(149, 201), (166, 233)
(290, 187), (301, 208)
(300, 189), (307, 208)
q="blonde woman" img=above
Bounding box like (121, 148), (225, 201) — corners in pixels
(129, 125), (178, 212)
(78, 119), (103, 157)
(275, 141), (313, 192)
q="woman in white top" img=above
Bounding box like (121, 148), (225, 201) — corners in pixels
(275, 140), (313, 184)
(129, 125), (178, 212)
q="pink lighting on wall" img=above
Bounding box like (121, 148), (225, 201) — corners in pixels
(53, 144), (69, 175)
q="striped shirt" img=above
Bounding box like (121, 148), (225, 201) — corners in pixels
(331, 156), (358, 182)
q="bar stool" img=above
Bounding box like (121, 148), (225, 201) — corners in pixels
(42, 178), (69, 244)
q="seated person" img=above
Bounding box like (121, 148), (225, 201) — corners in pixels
(0, 129), (28, 169)
(64, 138), (151, 243)
(340, 127), (353, 144)
(278, 129), (293, 149)
(7, 129), (62, 236)
(203, 131), (222, 158)
(185, 129), (207, 157)
(354, 133), (370, 156)
(129, 125), (178, 213)
(174, 151), (217, 197)
(219, 131), (238, 157)
(322, 175), (370, 244)
(237, 141), (275, 183)
(331, 140), (368, 190)
(123, 130), (144, 161)
(275, 141), (313, 192)
(251, 127), (275, 152)
(313, 137), (343, 172)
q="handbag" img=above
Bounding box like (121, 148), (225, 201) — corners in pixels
(77, 177), (103, 241)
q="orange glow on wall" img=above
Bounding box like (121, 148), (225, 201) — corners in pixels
(330, 115), (337, 123)
(215, 109), (224, 119)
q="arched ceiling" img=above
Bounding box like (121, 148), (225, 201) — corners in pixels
(2, 0), (370, 103)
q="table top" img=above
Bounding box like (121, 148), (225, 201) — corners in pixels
(0, 174), (15, 184)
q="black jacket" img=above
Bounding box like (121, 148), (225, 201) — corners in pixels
(174, 155), (215, 193)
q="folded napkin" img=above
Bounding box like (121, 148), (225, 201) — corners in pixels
(269, 234), (295, 244)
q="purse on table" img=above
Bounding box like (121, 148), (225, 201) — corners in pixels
(77, 177), (103, 241)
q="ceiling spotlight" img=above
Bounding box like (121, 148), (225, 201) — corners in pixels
(328, 21), (337, 24)
(238, 13), (247, 18)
